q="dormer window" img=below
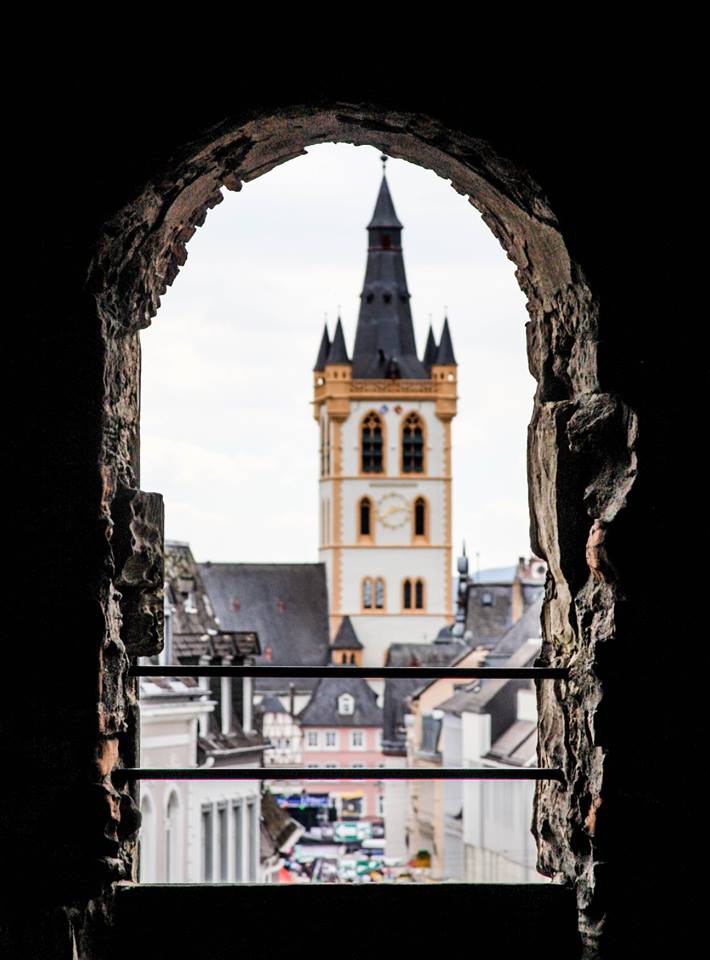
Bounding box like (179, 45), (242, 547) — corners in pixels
(481, 591), (493, 607)
(338, 694), (354, 716)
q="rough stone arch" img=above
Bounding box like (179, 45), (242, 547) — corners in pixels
(76, 105), (639, 953)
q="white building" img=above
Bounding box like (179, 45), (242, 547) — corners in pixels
(440, 598), (547, 882)
(139, 678), (263, 883)
(312, 163), (458, 665)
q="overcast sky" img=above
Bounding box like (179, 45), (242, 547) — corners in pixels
(139, 143), (536, 571)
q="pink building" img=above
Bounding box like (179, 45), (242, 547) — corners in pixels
(298, 676), (385, 819)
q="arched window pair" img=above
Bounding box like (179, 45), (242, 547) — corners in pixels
(402, 412), (424, 473)
(361, 411), (384, 473)
(362, 576), (385, 610)
(403, 578), (425, 610)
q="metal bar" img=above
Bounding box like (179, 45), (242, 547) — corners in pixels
(131, 665), (567, 680)
(113, 767), (565, 783)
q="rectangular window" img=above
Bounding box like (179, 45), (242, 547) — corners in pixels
(218, 804), (228, 882)
(351, 730), (365, 749)
(307, 731), (319, 748)
(202, 805), (213, 882)
(233, 802), (243, 882)
(324, 731), (338, 749)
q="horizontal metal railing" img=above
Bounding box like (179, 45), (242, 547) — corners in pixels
(124, 663), (567, 785)
(114, 767), (565, 783)
(132, 665), (568, 680)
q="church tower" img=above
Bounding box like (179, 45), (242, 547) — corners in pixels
(313, 160), (457, 665)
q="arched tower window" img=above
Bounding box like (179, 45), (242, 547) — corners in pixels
(362, 578), (373, 610)
(402, 412), (424, 473)
(361, 411), (384, 473)
(415, 579), (425, 610)
(359, 497), (373, 540)
(414, 496), (427, 539)
(403, 578), (412, 610)
(375, 577), (385, 610)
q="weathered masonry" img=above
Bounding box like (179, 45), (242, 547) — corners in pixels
(5, 67), (693, 960)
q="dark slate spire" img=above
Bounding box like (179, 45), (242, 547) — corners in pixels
(351, 164), (427, 380)
(435, 317), (457, 365)
(331, 615), (364, 650)
(422, 324), (438, 370)
(313, 323), (331, 371)
(327, 316), (350, 364)
(367, 172), (403, 230)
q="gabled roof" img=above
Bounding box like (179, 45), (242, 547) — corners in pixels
(297, 676), (382, 727)
(198, 562), (331, 692)
(259, 695), (289, 715)
(330, 616), (363, 650)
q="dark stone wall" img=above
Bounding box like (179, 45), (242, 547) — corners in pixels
(5, 65), (693, 958)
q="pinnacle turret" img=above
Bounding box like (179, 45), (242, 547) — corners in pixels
(435, 317), (457, 365)
(327, 317), (350, 364)
(313, 323), (331, 371)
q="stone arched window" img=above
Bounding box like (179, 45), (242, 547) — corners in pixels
(361, 411), (384, 473)
(403, 578), (413, 610)
(374, 576), (385, 610)
(402, 412), (425, 473)
(362, 577), (373, 610)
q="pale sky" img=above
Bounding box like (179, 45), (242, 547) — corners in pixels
(139, 143), (536, 571)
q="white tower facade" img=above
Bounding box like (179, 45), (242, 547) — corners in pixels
(313, 166), (458, 666)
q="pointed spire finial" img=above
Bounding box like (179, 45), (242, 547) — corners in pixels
(381, 154), (388, 172)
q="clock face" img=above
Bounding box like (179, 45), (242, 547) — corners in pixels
(377, 492), (409, 528)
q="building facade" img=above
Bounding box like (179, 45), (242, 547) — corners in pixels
(313, 164), (458, 664)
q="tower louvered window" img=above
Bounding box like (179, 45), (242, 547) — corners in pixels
(361, 412), (384, 473)
(402, 413), (424, 473)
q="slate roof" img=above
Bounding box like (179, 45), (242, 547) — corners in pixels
(465, 572), (543, 647)
(259, 695), (289, 715)
(297, 676), (383, 727)
(486, 595), (543, 668)
(422, 325), (437, 370)
(199, 562), (331, 693)
(382, 641), (466, 754)
(330, 616), (363, 650)
(485, 719), (537, 767)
